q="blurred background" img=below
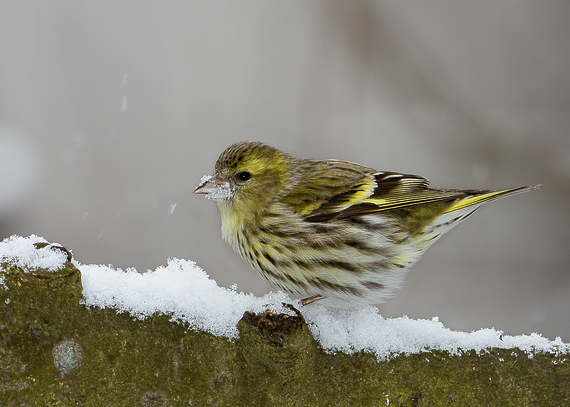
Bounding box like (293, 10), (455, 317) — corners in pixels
(1, 1), (569, 341)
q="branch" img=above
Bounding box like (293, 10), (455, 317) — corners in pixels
(1, 242), (568, 406)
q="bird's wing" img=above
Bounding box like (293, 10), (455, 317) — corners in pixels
(280, 160), (380, 218)
(282, 161), (535, 222)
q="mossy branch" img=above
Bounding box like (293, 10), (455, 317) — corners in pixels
(1, 245), (568, 406)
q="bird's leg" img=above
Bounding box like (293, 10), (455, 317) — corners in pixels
(300, 295), (325, 306)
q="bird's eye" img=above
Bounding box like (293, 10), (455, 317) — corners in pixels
(237, 171), (251, 181)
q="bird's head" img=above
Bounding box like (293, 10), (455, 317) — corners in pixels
(194, 141), (293, 220)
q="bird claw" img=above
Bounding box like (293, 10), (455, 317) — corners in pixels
(299, 295), (325, 306)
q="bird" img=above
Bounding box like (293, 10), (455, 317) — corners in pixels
(194, 141), (538, 308)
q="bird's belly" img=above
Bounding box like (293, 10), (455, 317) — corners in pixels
(234, 214), (416, 307)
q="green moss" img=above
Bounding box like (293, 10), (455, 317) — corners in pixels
(1, 248), (569, 406)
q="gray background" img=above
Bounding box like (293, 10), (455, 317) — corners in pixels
(1, 1), (569, 341)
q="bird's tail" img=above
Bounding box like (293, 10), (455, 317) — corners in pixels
(443, 185), (540, 214)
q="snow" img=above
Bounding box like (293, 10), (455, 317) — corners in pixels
(80, 259), (293, 337)
(2, 235), (569, 360)
(302, 306), (568, 360)
(0, 235), (69, 271)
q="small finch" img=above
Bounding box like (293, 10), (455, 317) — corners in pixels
(194, 141), (538, 308)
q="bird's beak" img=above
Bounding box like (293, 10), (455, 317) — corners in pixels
(194, 174), (221, 195)
(194, 174), (233, 201)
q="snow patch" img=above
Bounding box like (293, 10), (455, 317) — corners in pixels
(2, 235), (568, 360)
(301, 305), (568, 360)
(0, 235), (68, 272)
(79, 258), (293, 338)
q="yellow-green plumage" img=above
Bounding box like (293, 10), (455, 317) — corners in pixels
(195, 141), (538, 308)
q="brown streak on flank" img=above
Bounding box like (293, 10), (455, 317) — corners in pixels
(304, 212), (339, 223)
(457, 208), (479, 222)
(257, 263), (292, 284)
(341, 238), (375, 252)
(324, 260), (361, 273)
(271, 257), (363, 274)
(285, 273), (308, 289)
(310, 224), (330, 234)
(258, 226), (300, 238)
(362, 281), (385, 290)
(367, 259), (393, 271)
(261, 250), (277, 267)
(311, 278), (364, 297)
(426, 233), (441, 242)
(262, 211), (282, 218)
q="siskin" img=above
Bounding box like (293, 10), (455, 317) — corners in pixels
(194, 141), (538, 308)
